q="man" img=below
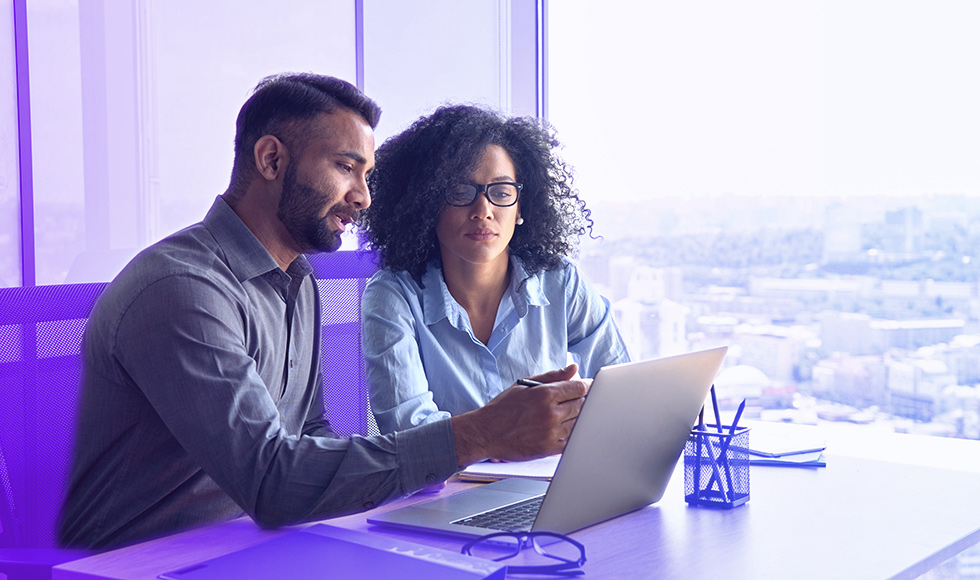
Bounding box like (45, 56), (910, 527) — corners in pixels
(58, 73), (587, 550)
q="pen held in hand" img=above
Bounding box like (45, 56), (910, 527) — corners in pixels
(517, 378), (542, 387)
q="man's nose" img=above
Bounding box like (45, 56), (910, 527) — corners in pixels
(349, 176), (371, 209)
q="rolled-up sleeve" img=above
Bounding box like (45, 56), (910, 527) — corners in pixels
(115, 273), (458, 528)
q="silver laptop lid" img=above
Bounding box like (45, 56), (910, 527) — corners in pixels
(533, 346), (728, 534)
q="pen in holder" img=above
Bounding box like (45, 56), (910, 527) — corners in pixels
(684, 423), (750, 508)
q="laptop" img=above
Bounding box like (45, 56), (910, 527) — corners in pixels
(367, 346), (728, 538)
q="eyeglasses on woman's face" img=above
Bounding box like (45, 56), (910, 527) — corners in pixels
(446, 182), (523, 207)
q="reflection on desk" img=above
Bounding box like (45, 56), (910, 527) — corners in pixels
(54, 423), (980, 580)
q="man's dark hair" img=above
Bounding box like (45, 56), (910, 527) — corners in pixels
(360, 104), (593, 284)
(228, 73), (381, 192)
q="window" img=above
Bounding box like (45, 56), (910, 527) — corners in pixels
(0, 2), (19, 287)
(24, 0), (85, 286)
(550, 1), (980, 440)
(22, 0), (357, 285)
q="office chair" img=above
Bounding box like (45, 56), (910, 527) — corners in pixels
(0, 253), (377, 580)
(307, 250), (381, 437)
(0, 283), (107, 580)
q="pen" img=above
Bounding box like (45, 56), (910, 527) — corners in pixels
(721, 398), (746, 498)
(517, 378), (542, 387)
(728, 399), (746, 438)
(705, 398), (747, 502)
(696, 407), (704, 500)
(710, 384), (723, 433)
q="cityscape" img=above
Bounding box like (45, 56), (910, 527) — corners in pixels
(577, 192), (980, 441)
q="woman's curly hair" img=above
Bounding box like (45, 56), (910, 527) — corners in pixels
(360, 104), (593, 284)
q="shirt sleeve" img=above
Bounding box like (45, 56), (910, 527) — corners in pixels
(562, 263), (632, 377)
(113, 273), (458, 528)
(361, 272), (450, 434)
(302, 372), (333, 437)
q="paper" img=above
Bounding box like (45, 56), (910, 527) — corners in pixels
(458, 455), (560, 482)
(749, 431), (826, 457)
(745, 422), (827, 467)
(750, 452), (826, 467)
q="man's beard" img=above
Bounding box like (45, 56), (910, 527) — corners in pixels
(278, 165), (353, 254)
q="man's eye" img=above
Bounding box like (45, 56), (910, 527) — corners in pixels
(338, 163), (353, 173)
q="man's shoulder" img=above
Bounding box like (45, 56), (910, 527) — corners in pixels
(95, 224), (240, 320)
(128, 223), (228, 283)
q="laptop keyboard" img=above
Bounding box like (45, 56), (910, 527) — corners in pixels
(452, 495), (545, 532)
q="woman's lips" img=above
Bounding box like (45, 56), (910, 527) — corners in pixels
(465, 230), (497, 241)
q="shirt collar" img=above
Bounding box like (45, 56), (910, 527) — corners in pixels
(509, 256), (549, 315)
(420, 255), (550, 327)
(203, 196), (312, 282)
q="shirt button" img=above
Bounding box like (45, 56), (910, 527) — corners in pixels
(425, 474), (437, 483)
(363, 501), (374, 509)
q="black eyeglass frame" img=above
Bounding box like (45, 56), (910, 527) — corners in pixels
(461, 531), (586, 576)
(446, 181), (524, 207)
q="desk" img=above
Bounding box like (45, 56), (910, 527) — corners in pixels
(53, 423), (980, 580)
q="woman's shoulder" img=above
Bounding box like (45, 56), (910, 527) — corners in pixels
(364, 264), (439, 303)
(529, 256), (580, 284)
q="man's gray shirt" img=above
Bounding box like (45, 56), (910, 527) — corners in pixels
(58, 197), (457, 550)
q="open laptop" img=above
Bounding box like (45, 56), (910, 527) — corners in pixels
(367, 346), (728, 538)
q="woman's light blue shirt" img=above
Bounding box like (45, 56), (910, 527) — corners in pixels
(362, 256), (630, 433)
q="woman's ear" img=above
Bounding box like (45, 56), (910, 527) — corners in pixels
(253, 135), (288, 181)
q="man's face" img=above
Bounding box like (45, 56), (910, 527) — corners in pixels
(277, 110), (375, 254)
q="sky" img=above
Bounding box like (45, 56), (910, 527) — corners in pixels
(548, 1), (980, 202)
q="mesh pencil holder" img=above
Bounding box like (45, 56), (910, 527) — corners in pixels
(684, 425), (750, 509)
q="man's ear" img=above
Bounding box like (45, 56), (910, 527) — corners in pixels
(253, 135), (288, 181)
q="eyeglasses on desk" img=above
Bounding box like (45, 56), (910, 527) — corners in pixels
(461, 531), (586, 576)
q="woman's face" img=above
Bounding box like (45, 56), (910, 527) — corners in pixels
(435, 144), (522, 273)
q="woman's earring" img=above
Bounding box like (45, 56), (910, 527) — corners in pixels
(516, 217), (525, 225)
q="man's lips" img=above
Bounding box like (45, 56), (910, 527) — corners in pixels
(329, 212), (357, 232)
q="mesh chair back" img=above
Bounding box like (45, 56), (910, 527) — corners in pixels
(307, 251), (380, 437)
(0, 283), (107, 549)
(0, 253), (376, 549)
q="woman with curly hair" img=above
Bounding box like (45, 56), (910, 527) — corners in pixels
(360, 104), (629, 435)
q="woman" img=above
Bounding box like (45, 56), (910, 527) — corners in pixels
(360, 104), (629, 434)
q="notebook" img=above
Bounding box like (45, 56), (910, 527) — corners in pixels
(157, 524), (506, 580)
(367, 346), (728, 538)
(458, 455), (560, 482)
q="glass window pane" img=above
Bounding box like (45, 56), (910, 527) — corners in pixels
(148, 0), (356, 244)
(550, 1), (980, 439)
(25, 0), (357, 284)
(363, 0), (508, 142)
(27, 0), (84, 286)
(0, 2), (21, 287)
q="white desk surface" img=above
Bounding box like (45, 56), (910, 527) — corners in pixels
(53, 422), (980, 580)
